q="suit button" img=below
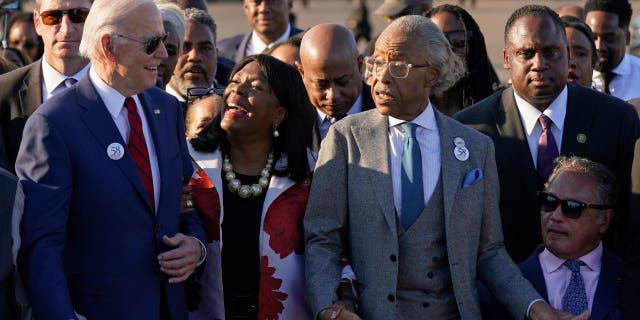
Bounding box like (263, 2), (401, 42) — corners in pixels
(390, 254), (397, 262)
(427, 271), (434, 279)
(422, 302), (430, 308)
(387, 294), (395, 302)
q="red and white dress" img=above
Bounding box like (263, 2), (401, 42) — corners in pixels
(187, 147), (313, 320)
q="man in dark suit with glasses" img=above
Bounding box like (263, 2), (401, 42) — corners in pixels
(0, 0), (92, 173)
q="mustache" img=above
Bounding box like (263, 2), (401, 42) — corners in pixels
(179, 64), (208, 77)
(546, 222), (569, 235)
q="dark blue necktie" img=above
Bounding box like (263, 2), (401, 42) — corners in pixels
(400, 122), (424, 230)
(562, 259), (588, 315)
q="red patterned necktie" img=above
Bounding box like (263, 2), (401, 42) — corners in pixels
(124, 97), (155, 210)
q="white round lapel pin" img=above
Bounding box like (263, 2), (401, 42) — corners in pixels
(107, 142), (125, 160)
(453, 137), (469, 161)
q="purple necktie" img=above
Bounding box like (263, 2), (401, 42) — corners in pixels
(537, 114), (559, 182)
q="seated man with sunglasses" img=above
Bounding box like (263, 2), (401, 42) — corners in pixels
(483, 156), (621, 319)
(0, 0), (92, 173)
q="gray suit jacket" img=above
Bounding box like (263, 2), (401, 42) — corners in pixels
(0, 60), (44, 172)
(304, 109), (541, 320)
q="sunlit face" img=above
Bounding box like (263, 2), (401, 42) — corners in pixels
(586, 11), (628, 73)
(221, 61), (285, 138)
(170, 21), (217, 97)
(111, 3), (168, 96)
(34, 0), (91, 66)
(370, 25), (437, 121)
(300, 52), (362, 118)
(9, 20), (41, 62)
(541, 171), (611, 260)
(243, 0), (292, 43)
(566, 27), (594, 88)
(504, 15), (568, 110)
(158, 22), (181, 88)
(185, 95), (221, 139)
(429, 11), (467, 58)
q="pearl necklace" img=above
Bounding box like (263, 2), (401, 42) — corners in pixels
(222, 152), (273, 198)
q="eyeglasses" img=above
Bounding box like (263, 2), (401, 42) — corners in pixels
(538, 191), (611, 219)
(443, 29), (470, 51)
(364, 56), (428, 79)
(39, 8), (90, 26)
(114, 33), (168, 55)
(187, 86), (226, 100)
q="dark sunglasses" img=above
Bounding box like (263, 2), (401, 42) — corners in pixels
(39, 8), (90, 26)
(538, 191), (610, 219)
(443, 30), (471, 50)
(115, 33), (168, 55)
(187, 86), (225, 100)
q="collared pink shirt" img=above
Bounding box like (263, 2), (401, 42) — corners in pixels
(539, 242), (602, 312)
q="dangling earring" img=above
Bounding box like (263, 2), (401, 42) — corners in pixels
(273, 123), (280, 138)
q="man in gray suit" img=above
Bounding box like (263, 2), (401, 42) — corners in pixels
(304, 15), (585, 320)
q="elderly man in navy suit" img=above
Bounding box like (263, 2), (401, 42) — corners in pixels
(16, 0), (206, 319)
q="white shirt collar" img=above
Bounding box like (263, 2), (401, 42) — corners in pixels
(540, 242), (603, 273)
(89, 67), (140, 121)
(388, 100), (437, 131)
(248, 23), (291, 56)
(165, 84), (186, 102)
(41, 59), (90, 95)
(514, 85), (568, 136)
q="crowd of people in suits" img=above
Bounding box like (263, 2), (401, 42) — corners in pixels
(1, 0), (640, 319)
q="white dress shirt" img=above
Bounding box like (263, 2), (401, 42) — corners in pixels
(316, 93), (363, 139)
(246, 23), (291, 56)
(539, 242), (603, 312)
(593, 54), (640, 101)
(388, 102), (441, 219)
(89, 67), (161, 210)
(514, 86), (567, 168)
(41, 58), (90, 101)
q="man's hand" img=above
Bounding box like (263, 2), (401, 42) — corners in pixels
(529, 301), (589, 320)
(158, 233), (202, 283)
(318, 302), (362, 320)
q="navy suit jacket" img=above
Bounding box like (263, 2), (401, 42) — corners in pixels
(518, 246), (621, 320)
(481, 245), (621, 320)
(16, 75), (206, 320)
(217, 24), (303, 63)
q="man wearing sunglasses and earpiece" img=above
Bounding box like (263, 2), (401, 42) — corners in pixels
(15, 0), (206, 319)
(0, 0), (92, 174)
(483, 156), (621, 319)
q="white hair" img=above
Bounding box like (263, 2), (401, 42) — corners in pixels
(387, 15), (466, 95)
(79, 0), (156, 59)
(157, 2), (186, 53)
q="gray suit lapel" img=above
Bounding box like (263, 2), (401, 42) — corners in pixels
(351, 112), (397, 231)
(434, 111), (464, 227)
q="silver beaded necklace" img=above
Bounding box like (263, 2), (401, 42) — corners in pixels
(222, 152), (274, 198)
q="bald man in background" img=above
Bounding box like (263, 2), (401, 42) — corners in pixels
(296, 23), (375, 153)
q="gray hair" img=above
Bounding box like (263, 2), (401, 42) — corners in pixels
(545, 156), (617, 208)
(79, 0), (156, 59)
(184, 7), (217, 41)
(387, 15), (465, 95)
(158, 2), (186, 53)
